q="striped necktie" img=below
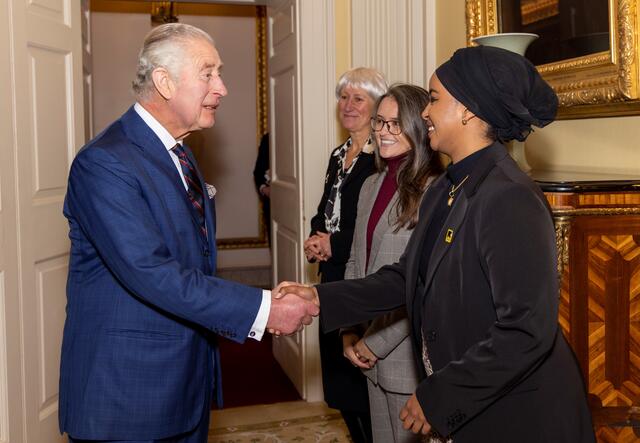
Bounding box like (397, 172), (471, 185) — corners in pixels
(173, 144), (207, 238)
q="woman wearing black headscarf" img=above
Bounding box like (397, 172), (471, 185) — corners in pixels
(279, 46), (595, 442)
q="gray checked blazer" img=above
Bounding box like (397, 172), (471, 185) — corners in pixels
(344, 171), (433, 394)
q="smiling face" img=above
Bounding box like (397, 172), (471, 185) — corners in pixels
(168, 38), (227, 139)
(374, 97), (412, 159)
(337, 86), (375, 135)
(421, 73), (467, 159)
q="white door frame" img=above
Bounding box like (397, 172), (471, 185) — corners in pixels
(267, 0), (336, 402)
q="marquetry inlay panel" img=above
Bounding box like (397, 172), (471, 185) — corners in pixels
(586, 235), (640, 405)
(596, 427), (639, 443)
(558, 260), (570, 338)
(547, 187), (640, 441)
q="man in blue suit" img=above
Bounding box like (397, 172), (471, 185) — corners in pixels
(59, 23), (318, 442)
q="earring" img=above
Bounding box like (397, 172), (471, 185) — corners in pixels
(462, 118), (468, 125)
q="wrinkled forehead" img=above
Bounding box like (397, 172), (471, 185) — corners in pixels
(184, 37), (222, 69)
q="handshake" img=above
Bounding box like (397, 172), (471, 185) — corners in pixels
(265, 282), (320, 336)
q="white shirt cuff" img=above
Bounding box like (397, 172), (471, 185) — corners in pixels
(248, 289), (271, 341)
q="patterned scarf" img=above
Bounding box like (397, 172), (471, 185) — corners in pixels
(323, 137), (372, 233)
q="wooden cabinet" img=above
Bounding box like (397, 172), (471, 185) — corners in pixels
(536, 172), (640, 442)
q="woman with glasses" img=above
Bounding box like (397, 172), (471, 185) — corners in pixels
(284, 46), (595, 442)
(304, 67), (387, 443)
(341, 84), (443, 442)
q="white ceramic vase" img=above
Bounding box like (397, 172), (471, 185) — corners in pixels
(471, 33), (539, 173)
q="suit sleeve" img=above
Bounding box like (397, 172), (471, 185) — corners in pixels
(363, 309), (412, 359)
(317, 254), (408, 332)
(66, 147), (262, 342)
(417, 184), (559, 435)
(344, 234), (357, 280)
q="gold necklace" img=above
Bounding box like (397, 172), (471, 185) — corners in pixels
(447, 175), (469, 207)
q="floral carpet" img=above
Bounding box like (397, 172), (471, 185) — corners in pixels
(208, 412), (352, 442)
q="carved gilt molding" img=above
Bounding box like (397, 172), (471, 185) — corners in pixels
(521, 0), (559, 25)
(465, 0), (640, 118)
(554, 216), (572, 283)
(552, 207), (640, 216)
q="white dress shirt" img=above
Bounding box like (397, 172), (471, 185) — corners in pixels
(134, 103), (271, 340)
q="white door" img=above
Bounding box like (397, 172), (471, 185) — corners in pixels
(268, 0), (338, 402)
(0, 1), (24, 440)
(3, 0), (85, 441)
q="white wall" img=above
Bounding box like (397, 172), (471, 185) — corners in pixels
(91, 8), (270, 268)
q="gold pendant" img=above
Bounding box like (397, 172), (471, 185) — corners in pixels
(447, 196), (454, 206)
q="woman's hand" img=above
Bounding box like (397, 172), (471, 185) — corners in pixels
(400, 394), (432, 435)
(354, 338), (378, 367)
(303, 236), (322, 262)
(304, 233), (332, 262)
(342, 332), (370, 369)
(314, 232), (332, 259)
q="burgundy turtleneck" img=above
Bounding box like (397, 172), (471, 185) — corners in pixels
(366, 152), (408, 268)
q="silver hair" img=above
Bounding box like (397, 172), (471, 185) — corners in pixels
(335, 67), (388, 101)
(132, 23), (214, 100)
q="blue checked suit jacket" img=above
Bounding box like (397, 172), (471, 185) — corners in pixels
(59, 107), (262, 440)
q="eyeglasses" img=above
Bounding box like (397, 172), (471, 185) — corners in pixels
(370, 117), (402, 135)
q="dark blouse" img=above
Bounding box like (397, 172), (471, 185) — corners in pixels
(418, 147), (488, 283)
(309, 141), (376, 283)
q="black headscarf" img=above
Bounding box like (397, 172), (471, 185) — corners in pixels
(435, 45), (558, 142)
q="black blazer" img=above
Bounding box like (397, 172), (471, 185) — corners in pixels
(317, 143), (595, 442)
(309, 143), (376, 283)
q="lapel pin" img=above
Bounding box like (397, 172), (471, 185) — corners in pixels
(445, 228), (454, 243)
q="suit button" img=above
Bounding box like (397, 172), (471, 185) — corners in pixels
(426, 330), (437, 341)
(203, 248), (210, 257)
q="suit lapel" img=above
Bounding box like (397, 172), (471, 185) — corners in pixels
(120, 108), (210, 250)
(368, 192), (399, 274)
(419, 142), (508, 297)
(421, 195), (469, 294)
(358, 172), (382, 274)
(120, 107), (182, 191)
(405, 174), (448, 299)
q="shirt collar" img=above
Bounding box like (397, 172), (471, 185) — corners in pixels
(446, 145), (489, 184)
(134, 102), (179, 152)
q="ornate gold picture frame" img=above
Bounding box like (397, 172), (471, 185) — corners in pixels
(466, 0), (640, 119)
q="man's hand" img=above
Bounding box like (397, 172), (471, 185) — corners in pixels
(266, 292), (319, 336)
(354, 338), (378, 367)
(400, 393), (431, 435)
(342, 332), (370, 369)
